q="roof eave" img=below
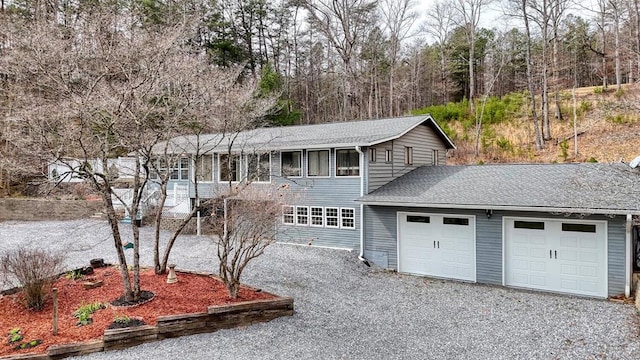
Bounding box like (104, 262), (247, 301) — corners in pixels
(365, 115), (456, 149)
(358, 200), (639, 216)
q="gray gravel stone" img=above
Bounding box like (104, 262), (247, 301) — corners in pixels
(1, 220), (639, 359)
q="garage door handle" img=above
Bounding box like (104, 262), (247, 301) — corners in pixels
(437, 241), (440, 248)
(550, 250), (552, 259)
(433, 241), (436, 248)
(554, 250), (557, 259)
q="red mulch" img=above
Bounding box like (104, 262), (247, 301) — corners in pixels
(0, 267), (274, 356)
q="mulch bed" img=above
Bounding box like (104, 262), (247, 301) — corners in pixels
(0, 267), (274, 356)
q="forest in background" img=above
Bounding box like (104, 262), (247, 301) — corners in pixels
(1, 0), (640, 191)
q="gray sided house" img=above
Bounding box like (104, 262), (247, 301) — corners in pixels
(156, 115), (454, 250)
(360, 163), (640, 299)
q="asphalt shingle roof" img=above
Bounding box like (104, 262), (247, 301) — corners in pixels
(157, 115), (454, 154)
(361, 163), (640, 214)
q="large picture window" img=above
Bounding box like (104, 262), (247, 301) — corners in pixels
(336, 149), (359, 176)
(247, 153), (270, 182)
(308, 150), (329, 177)
(281, 151), (302, 177)
(219, 154), (240, 182)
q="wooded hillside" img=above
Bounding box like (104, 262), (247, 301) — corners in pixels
(1, 0), (639, 193)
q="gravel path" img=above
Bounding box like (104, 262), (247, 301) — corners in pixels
(1, 220), (639, 359)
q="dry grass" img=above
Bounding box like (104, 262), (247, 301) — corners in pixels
(449, 83), (640, 165)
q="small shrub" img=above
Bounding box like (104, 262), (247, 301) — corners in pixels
(0, 247), (65, 311)
(587, 157), (598, 163)
(614, 88), (625, 98)
(495, 137), (513, 152)
(593, 86), (604, 94)
(559, 140), (569, 161)
(113, 314), (130, 324)
(578, 100), (592, 115)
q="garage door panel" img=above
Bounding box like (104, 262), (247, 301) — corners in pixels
(505, 218), (606, 298)
(398, 213), (475, 282)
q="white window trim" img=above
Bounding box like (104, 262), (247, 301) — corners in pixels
(385, 148), (393, 163)
(310, 206), (324, 227)
(282, 205), (295, 225)
(335, 148), (361, 178)
(339, 207), (356, 230)
(405, 146), (413, 165)
(306, 149), (331, 178)
(246, 153), (271, 183)
(295, 206), (309, 226)
(280, 150), (303, 178)
(369, 148), (377, 163)
(217, 153), (242, 183)
(325, 207), (340, 228)
(432, 149), (439, 166)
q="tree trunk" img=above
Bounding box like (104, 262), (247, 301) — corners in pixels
(522, 0), (544, 150)
(101, 187), (134, 302)
(154, 181), (168, 274)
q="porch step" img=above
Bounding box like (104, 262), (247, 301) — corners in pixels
(90, 212), (105, 219)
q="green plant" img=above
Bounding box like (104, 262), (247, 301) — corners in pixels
(614, 88), (625, 98)
(593, 86), (604, 94)
(7, 328), (22, 344)
(578, 100), (592, 115)
(113, 314), (131, 324)
(73, 301), (106, 326)
(587, 157), (598, 163)
(65, 269), (83, 280)
(15, 339), (41, 350)
(495, 137), (513, 152)
(559, 140), (569, 161)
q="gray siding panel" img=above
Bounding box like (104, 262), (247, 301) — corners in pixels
(607, 216), (626, 296)
(364, 206), (627, 295)
(368, 125), (447, 193)
(276, 177), (361, 250)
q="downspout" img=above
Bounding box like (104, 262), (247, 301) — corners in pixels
(625, 214), (632, 298)
(355, 146), (370, 266)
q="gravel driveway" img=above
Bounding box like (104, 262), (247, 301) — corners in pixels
(1, 220), (639, 359)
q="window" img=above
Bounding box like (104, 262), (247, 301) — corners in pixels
(196, 155), (213, 182)
(247, 153), (270, 182)
(219, 154), (240, 182)
(336, 149), (360, 176)
(407, 215), (430, 223)
(281, 151), (302, 177)
(562, 223), (596, 233)
(296, 206), (309, 225)
(404, 147), (413, 165)
(385, 149), (393, 163)
(282, 205), (294, 225)
(432, 149), (439, 166)
(341, 208), (355, 229)
(369, 148), (377, 163)
(443, 217), (469, 226)
(325, 207), (339, 228)
(310, 207), (324, 226)
(308, 150), (330, 177)
(514, 221), (545, 230)
(169, 157), (189, 180)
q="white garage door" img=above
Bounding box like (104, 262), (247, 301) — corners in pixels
(397, 212), (476, 282)
(504, 217), (607, 298)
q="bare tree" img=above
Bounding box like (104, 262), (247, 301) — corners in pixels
(305, 0), (377, 120)
(211, 184), (291, 298)
(452, 0), (492, 115)
(424, 0), (457, 104)
(379, 0), (417, 117)
(2, 4), (262, 302)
